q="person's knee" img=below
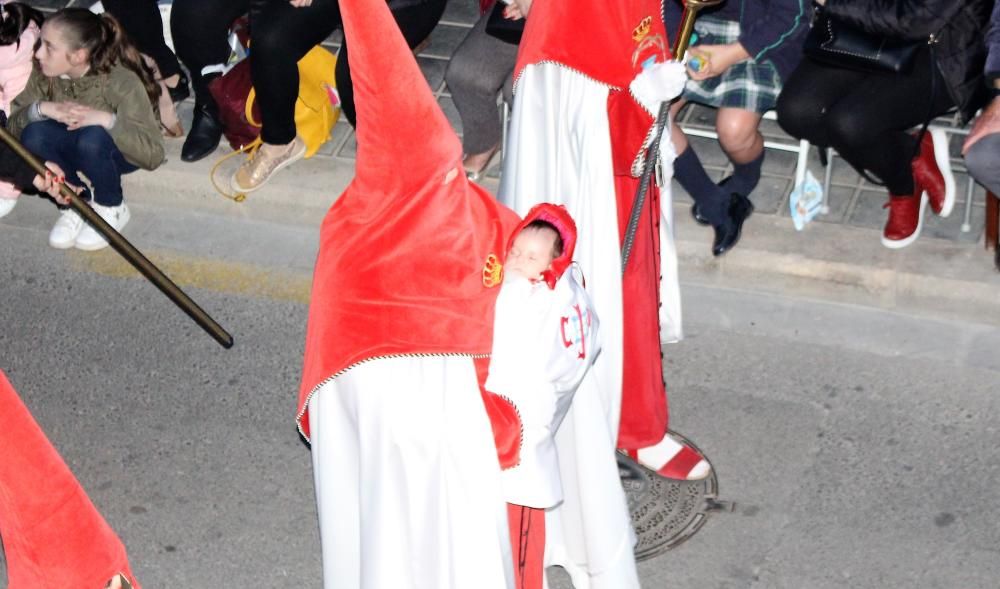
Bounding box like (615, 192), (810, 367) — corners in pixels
(776, 91), (816, 139)
(74, 127), (115, 160)
(445, 56), (486, 97)
(716, 112), (760, 154)
(965, 135), (1000, 191)
(20, 121), (60, 154)
(250, 23), (285, 59)
(825, 108), (869, 151)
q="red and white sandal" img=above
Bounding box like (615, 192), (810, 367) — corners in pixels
(628, 431), (711, 481)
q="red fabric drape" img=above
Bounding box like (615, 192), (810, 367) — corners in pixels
(0, 370), (139, 589)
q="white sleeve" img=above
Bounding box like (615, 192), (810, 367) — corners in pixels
(486, 279), (564, 509)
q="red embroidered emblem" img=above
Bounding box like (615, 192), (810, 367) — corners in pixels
(560, 304), (591, 359)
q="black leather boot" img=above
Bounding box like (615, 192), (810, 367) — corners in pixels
(181, 101), (223, 162)
(711, 193), (754, 257)
(167, 71), (190, 104)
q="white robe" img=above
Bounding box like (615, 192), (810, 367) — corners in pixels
(309, 356), (515, 589)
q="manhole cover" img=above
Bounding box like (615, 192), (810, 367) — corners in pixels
(619, 430), (725, 561)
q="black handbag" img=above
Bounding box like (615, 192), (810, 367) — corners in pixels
(803, 7), (926, 74)
(485, 1), (525, 45)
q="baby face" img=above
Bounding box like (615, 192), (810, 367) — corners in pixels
(506, 227), (558, 281)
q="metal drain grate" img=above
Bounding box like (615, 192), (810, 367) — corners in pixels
(619, 430), (725, 561)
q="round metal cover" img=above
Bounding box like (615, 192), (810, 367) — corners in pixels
(618, 430), (720, 561)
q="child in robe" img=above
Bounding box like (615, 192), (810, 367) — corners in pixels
(485, 203), (603, 589)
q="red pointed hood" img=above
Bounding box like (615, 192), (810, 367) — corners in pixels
(507, 203), (578, 290)
(514, 0), (670, 90)
(297, 0), (520, 439)
(344, 0), (461, 209)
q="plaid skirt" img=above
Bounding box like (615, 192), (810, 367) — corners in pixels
(682, 16), (783, 113)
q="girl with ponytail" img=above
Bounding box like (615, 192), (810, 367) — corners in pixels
(8, 7), (165, 252)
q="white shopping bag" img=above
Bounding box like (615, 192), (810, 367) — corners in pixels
(789, 145), (825, 231)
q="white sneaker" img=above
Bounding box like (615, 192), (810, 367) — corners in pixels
(75, 202), (131, 251)
(0, 197), (16, 219)
(49, 208), (85, 249)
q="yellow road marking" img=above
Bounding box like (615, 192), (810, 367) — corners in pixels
(70, 248), (312, 304)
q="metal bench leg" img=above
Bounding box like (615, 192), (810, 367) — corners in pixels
(961, 175), (976, 233)
(500, 99), (510, 167)
(822, 147), (835, 214)
(986, 191), (999, 251)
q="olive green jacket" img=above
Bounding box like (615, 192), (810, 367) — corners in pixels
(9, 65), (165, 170)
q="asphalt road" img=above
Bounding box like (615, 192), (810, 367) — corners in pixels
(2, 196), (999, 588)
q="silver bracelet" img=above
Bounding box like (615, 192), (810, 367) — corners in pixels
(27, 101), (48, 122)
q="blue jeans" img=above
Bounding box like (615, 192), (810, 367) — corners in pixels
(21, 120), (139, 206)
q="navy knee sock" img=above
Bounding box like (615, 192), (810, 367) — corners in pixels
(723, 151), (765, 198)
(674, 147), (729, 223)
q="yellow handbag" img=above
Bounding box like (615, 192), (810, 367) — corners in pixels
(245, 45), (339, 157)
(211, 45), (340, 201)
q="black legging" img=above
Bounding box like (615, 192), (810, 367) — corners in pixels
(102, 0), (182, 79)
(776, 46), (954, 195)
(171, 0), (445, 143)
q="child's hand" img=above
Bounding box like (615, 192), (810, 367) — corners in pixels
(40, 101), (75, 126)
(33, 162), (77, 204)
(686, 43), (750, 80)
(64, 103), (114, 130)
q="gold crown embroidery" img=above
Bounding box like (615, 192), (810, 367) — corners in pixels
(482, 253), (503, 288)
(632, 16), (652, 42)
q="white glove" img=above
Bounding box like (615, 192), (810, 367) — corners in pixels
(629, 60), (687, 116)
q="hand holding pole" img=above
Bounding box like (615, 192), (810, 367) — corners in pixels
(0, 125), (234, 349)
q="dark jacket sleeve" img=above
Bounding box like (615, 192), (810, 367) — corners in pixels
(824, 0), (964, 41)
(986, 0), (1000, 81)
(0, 143), (39, 190)
(738, 0), (810, 65)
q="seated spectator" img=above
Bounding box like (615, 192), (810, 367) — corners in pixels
(665, 0), (809, 256)
(171, 0), (447, 197)
(170, 0), (337, 167)
(444, 0), (527, 181)
(102, 0), (189, 103)
(9, 8), (165, 252)
(777, 0), (992, 249)
(963, 0), (1000, 197)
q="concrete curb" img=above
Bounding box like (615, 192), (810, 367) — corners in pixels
(675, 213), (1000, 327)
(124, 137), (1000, 326)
